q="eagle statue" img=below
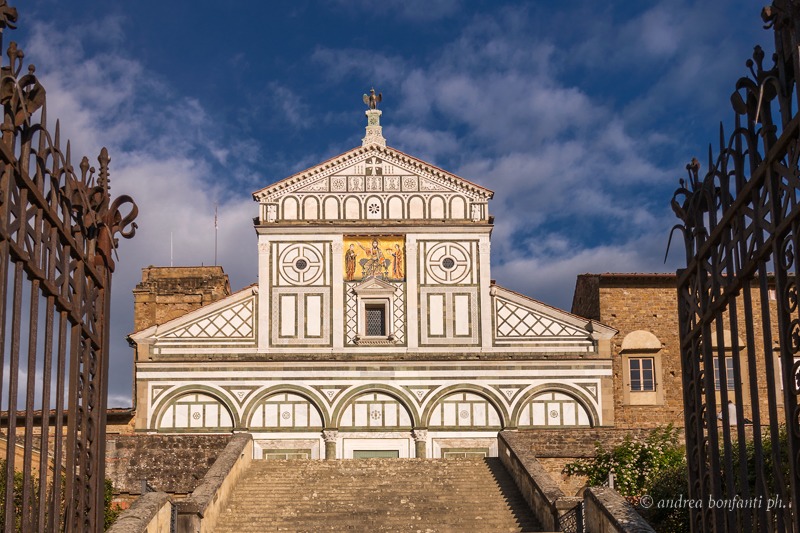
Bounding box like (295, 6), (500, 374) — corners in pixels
(363, 88), (382, 110)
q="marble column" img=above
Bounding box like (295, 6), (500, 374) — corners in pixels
(412, 428), (428, 459)
(322, 429), (338, 460)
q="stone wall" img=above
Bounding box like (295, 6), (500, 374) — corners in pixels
(504, 428), (661, 494)
(572, 273), (783, 431)
(133, 266), (231, 332)
(106, 434), (232, 503)
(573, 274), (685, 429)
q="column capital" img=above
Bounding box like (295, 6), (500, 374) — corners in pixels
(412, 428), (428, 442)
(322, 429), (339, 443)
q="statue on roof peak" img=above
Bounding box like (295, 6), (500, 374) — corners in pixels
(363, 88), (382, 110)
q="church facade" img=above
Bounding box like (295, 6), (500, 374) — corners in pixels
(128, 103), (617, 460)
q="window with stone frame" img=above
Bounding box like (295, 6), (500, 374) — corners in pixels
(620, 330), (664, 406)
(629, 357), (655, 392)
(712, 357), (735, 391)
(365, 304), (387, 336)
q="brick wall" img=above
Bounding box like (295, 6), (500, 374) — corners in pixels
(505, 428), (661, 495)
(132, 266), (231, 332)
(572, 273), (783, 430)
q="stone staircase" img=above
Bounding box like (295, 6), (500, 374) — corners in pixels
(214, 458), (543, 532)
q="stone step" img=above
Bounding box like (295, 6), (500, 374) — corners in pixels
(214, 458), (543, 532)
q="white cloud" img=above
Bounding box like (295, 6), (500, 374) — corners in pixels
(20, 17), (259, 406)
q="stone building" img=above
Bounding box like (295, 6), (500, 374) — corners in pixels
(127, 104), (620, 461)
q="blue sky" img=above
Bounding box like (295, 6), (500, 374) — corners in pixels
(15, 0), (766, 405)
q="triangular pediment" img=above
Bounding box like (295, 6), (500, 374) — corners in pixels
(253, 145), (493, 204)
(491, 285), (616, 347)
(353, 276), (396, 295)
(129, 286), (258, 347)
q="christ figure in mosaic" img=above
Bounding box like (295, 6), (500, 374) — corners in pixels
(358, 239), (387, 278)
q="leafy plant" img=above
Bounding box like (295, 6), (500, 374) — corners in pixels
(0, 461), (120, 531)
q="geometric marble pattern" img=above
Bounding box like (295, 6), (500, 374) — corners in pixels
(345, 287), (358, 344)
(495, 298), (584, 338)
(164, 297), (254, 339)
(344, 282), (404, 345)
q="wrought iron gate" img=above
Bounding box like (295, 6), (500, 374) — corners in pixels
(672, 1), (800, 531)
(0, 3), (138, 531)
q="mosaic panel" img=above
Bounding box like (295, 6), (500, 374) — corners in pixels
(344, 235), (405, 281)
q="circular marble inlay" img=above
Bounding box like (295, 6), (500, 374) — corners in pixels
(370, 409), (382, 420)
(459, 409), (470, 419)
(549, 409), (559, 419)
(192, 412), (201, 420)
(442, 257), (455, 269)
(295, 258), (308, 271)
(281, 411), (291, 420)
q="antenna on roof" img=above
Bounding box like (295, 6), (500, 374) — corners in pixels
(214, 203), (218, 267)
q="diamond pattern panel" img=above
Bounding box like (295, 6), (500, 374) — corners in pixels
(164, 297), (255, 339)
(345, 286), (358, 344)
(495, 298), (584, 339)
(392, 283), (405, 344)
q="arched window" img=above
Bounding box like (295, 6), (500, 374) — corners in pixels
(157, 392), (233, 432)
(248, 393), (324, 430)
(620, 330), (664, 406)
(517, 391), (591, 427)
(428, 392), (502, 429)
(339, 392), (412, 429)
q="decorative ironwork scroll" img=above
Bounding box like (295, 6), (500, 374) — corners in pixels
(672, 1), (800, 531)
(0, 2), (137, 531)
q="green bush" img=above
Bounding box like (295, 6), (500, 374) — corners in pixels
(563, 425), (684, 496)
(0, 461), (120, 531)
(563, 425), (689, 533)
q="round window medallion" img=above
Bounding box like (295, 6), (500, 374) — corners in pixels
(368, 203), (380, 214)
(192, 412), (201, 420)
(459, 409), (470, 419)
(442, 257), (456, 269)
(549, 409), (559, 419)
(295, 258), (308, 270)
(281, 411), (291, 420)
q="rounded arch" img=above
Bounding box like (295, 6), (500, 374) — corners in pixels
(242, 385), (330, 428)
(407, 195), (426, 219)
(323, 196), (340, 220)
(620, 330), (661, 352)
(365, 195), (383, 220)
(343, 196), (361, 220)
(281, 197), (299, 220)
(449, 196), (467, 219)
(150, 385), (239, 431)
(511, 384), (598, 428)
(421, 384), (509, 428)
(387, 196), (404, 219)
(332, 384), (420, 428)
(302, 196), (320, 220)
(429, 195), (446, 219)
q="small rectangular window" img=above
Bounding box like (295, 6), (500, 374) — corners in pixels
(713, 357), (736, 391)
(365, 305), (386, 336)
(629, 358), (655, 392)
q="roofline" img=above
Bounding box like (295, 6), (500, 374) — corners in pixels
(492, 283), (617, 337)
(127, 283), (258, 339)
(252, 144), (494, 200)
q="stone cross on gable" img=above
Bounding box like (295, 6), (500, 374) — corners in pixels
(365, 157), (382, 176)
